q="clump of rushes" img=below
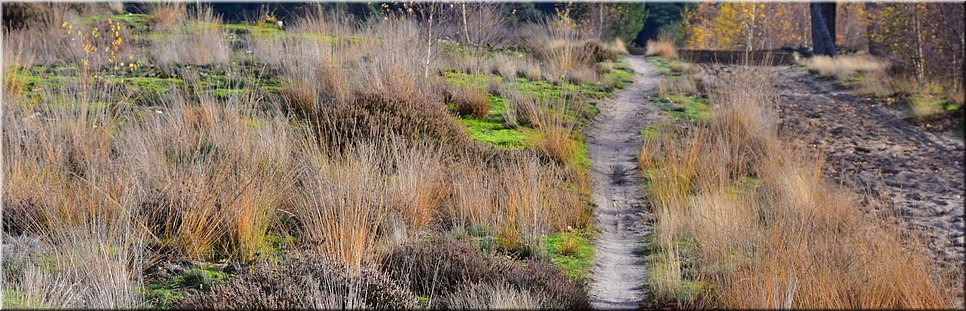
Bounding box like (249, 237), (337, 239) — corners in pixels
(499, 84), (541, 128)
(280, 77), (318, 116)
(556, 235), (581, 257)
(640, 66), (954, 308)
(148, 3), (186, 31)
(523, 18), (598, 84)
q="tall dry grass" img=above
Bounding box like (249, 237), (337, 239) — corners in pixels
(640, 67), (955, 308)
(2, 83), (146, 308)
(522, 18), (623, 84)
(802, 55), (888, 80)
(657, 76), (699, 98)
(152, 7), (230, 66)
(3, 6), (604, 307)
(645, 38), (678, 60)
(147, 3), (186, 31)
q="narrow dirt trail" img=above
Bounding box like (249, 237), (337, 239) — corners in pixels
(586, 56), (666, 309)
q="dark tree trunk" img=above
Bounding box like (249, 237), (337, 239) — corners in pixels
(821, 2), (836, 43)
(811, 3), (837, 57)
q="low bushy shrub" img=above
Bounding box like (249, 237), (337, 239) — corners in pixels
(315, 93), (471, 150)
(379, 237), (512, 297)
(177, 253), (417, 309)
(505, 260), (591, 309)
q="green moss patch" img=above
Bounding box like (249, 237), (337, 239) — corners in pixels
(459, 115), (529, 149)
(140, 262), (234, 308)
(908, 94), (954, 119)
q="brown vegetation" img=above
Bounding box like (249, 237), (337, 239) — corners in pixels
(2, 6), (621, 308)
(645, 38), (678, 60)
(640, 66), (954, 308)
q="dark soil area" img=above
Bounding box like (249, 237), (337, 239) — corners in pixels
(765, 67), (965, 266)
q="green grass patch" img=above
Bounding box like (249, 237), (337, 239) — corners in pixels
(459, 115), (529, 149)
(138, 284), (183, 308)
(540, 231), (596, 281)
(176, 268), (231, 289)
(138, 262), (233, 308)
(443, 71), (500, 89)
(908, 95), (951, 119)
(647, 56), (673, 75)
(573, 134), (591, 170)
(640, 121), (675, 140)
(2, 289), (32, 308)
(223, 22), (283, 36)
(654, 95), (711, 121)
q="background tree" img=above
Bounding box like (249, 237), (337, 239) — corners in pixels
(811, 2), (837, 56)
(608, 3), (648, 43)
(636, 3), (692, 46)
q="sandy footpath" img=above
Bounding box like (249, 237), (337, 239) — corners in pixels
(586, 56), (666, 309)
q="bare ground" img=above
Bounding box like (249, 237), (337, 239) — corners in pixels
(771, 67), (965, 265)
(771, 67), (966, 306)
(586, 56), (666, 309)
(699, 65), (964, 269)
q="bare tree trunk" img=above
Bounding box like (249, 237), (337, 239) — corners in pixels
(423, 4), (435, 79)
(811, 3), (837, 56)
(598, 3), (605, 39)
(911, 3), (925, 85)
(745, 3), (757, 54)
(761, 4), (771, 50)
(461, 3), (470, 45)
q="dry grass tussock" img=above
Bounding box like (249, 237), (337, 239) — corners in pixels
(640, 67), (956, 308)
(2, 75), (588, 307)
(444, 82), (490, 118)
(152, 7), (230, 66)
(657, 76), (699, 98)
(802, 55), (888, 80)
(645, 38), (678, 60)
(522, 18), (624, 84)
(147, 3), (186, 31)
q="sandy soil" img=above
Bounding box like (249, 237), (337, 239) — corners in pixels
(770, 67), (965, 265)
(586, 56), (667, 309)
(698, 65), (964, 268)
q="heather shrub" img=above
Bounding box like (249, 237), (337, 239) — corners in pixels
(315, 93), (471, 150)
(379, 237), (512, 297)
(505, 260), (591, 310)
(436, 282), (548, 309)
(177, 253), (417, 309)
